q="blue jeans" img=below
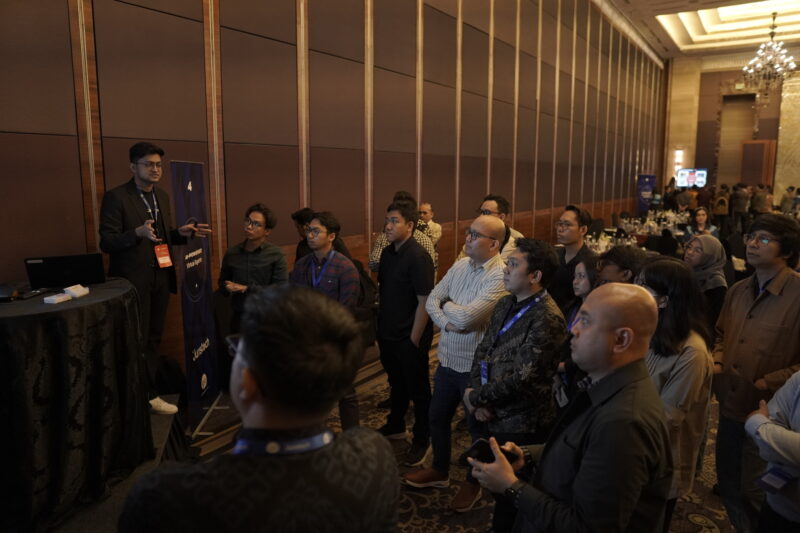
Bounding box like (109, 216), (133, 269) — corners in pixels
(429, 364), (479, 475)
(716, 415), (766, 533)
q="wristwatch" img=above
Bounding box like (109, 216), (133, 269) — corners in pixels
(504, 479), (526, 507)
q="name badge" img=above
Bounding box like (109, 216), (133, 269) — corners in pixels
(480, 361), (489, 385)
(154, 244), (173, 268)
(757, 466), (796, 494)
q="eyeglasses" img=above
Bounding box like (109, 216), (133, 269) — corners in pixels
(225, 334), (242, 358)
(136, 161), (162, 169)
(464, 228), (496, 241)
(244, 218), (265, 228)
(476, 208), (500, 216)
(306, 227), (327, 237)
(744, 233), (778, 246)
(554, 221), (577, 229)
(684, 243), (703, 255)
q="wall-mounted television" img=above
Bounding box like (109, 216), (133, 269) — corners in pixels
(676, 168), (707, 188)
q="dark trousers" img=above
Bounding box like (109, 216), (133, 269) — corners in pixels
(759, 501), (800, 532)
(716, 415), (766, 532)
(338, 387), (360, 430)
(378, 330), (433, 445)
(129, 267), (171, 399)
(429, 364), (479, 478)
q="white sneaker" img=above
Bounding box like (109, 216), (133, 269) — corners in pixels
(149, 396), (178, 415)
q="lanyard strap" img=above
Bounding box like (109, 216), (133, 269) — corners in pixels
(311, 250), (335, 288)
(138, 189), (160, 227)
(487, 292), (546, 356)
(232, 430), (334, 456)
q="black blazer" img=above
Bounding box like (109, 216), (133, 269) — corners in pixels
(99, 178), (186, 293)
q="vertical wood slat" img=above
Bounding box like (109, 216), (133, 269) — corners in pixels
(592, 9), (603, 208)
(68, 0), (104, 253)
(550, 0), (562, 230)
(511, 0), (521, 224)
(486, 0), (495, 191)
(415, 0), (424, 203)
(454, 0), (463, 262)
(202, 0), (226, 270)
(580, 0), (592, 204)
(532, 0), (543, 235)
(365, 0), (374, 248)
(296, 0), (310, 207)
(566, 0), (577, 204)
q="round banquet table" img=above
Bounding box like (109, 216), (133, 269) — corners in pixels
(0, 278), (154, 531)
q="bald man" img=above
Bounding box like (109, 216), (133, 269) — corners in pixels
(403, 216), (508, 510)
(469, 284), (673, 533)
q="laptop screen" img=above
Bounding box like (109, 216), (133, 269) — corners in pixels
(24, 253), (106, 289)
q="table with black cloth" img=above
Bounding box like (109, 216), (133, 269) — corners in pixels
(0, 278), (154, 532)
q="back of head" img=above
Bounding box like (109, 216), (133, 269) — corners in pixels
(393, 190), (417, 210)
(483, 194), (510, 215)
(590, 283), (658, 355)
(240, 285), (363, 417)
(748, 213), (800, 267)
(291, 207), (316, 226)
(600, 245), (647, 278)
(514, 238), (559, 288)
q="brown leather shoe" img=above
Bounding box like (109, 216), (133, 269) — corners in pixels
(451, 481), (482, 512)
(402, 467), (449, 488)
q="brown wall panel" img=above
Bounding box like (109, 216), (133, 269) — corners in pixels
(309, 52), (364, 149)
(516, 160), (535, 214)
(540, 12), (558, 66)
(423, 5), (457, 87)
(540, 63), (556, 115)
(462, 25), (489, 97)
(491, 158), (514, 202)
(375, 0), (416, 76)
(308, 0), (364, 62)
(0, 1), (76, 135)
(224, 144), (300, 246)
(460, 156), (487, 219)
(373, 151), (417, 232)
(492, 100), (515, 159)
(462, 92), (488, 157)
(494, 0), (518, 46)
(423, 82), (457, 155)
(309, 148), (364, 236)
(421, 154), (456, 223)
(220, 29), (298, 145)
(518, 107), (536, 161)
(463, 0), (490, 34)
(519, 0), (539, 57)
(520, 52), (537, 110)
(0, 133), (85, 282)
(493, 40), (515, 104)
(220, 0), (296, 43)
(94, 0), (207, 141)
(374, 69), (416, 153)
(122, 0), (202, 20)
(102, 138), (209, 191)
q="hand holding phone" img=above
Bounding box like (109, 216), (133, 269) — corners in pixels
(458, 438), (519, 467)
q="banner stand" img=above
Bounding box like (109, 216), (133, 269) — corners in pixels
(190, 392), (229, 438)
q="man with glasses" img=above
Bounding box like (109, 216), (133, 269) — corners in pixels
(290, 207), (352, 262)
(100, 142), (212, 415)
(290, 212), (361, 429)
(219, 203), (288, 333)
(712, 213), (800, 532)
(457, 194), (524, 263)
(402, 215), (507, 512)
(550, 205), (596, 311)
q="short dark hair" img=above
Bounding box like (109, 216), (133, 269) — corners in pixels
(578, 254), (600, 289)
(129, 142), (164, 163)
(240, 285), (363, 416)
(246, 203), (277, 229)
(563, 204), (592, 228)
(387, 201), (418, 231)
(482, 194), (510, 215)
(514, 238), (559, 288)
(393, 190), (417, 206)
(600, 245), (647, 279)
(311, 211), (341, 236)
(640, 257), (712, 355)
(290, 207), (315, 226)
(748, 213), (800, 266)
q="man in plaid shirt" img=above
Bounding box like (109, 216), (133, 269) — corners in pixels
(290, 211), (361, 428)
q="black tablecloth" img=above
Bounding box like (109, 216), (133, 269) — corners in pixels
(0, 278), (154, 532)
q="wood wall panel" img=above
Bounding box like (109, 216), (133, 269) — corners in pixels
(308, 0), (363, 61)
(309, 147), (365, 236)
(374, 68), (416, 153)
(373, 151), (417, 232)
(309, 52), (364, 149)
(375, 0), (416, 76)
(220, 0), (296, 43)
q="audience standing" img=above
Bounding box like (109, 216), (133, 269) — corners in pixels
(713, 213), (800, 532)
(684, 235), (728, 332)
(369, 192), (436, 273)
(550, 205), (596, 312)
(290, 207), (351, 262)
(457, 194), (524, 263)
(418, 202), (442, 247)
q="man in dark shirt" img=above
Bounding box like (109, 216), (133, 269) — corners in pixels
(291, 207), (351, 261)
(550, 205), (596, 311)
(218, 203), (288, 332)
(99, 141), (212, 415)
(291, 211), (361, 429)
(119, 285), (399, 533)
(468, 283), (672, 532)
(377, 201), (435, 465)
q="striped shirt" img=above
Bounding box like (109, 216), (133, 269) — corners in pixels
(368, 228), (437, 272)
(426, 254), (507, 373)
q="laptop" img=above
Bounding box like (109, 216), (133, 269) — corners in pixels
(24, 253), (106, 290)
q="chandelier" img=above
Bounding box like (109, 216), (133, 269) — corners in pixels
(742, 12), (796, 98)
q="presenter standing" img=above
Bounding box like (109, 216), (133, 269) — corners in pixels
(99, 142), (212, 414)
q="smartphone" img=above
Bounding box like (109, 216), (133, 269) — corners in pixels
(458, 438), (519, 466)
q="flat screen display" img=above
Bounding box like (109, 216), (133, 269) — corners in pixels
(676, 168), (707, 188)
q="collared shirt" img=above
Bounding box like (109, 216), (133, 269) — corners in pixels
(295, 236), (351, 263)
(369, 229), (436, 272)
(550, 243), (596, 311)
(713, 267), (800, 421)
(290, 250), (360, 310)
(426, 254), (507, 373)
(219, 241), (288, 311)
(514, 360), (673, 533)
(745, 370), (800, 523)
(377, 238), (434, 341)
(426, 220), (442, 247)
(456, 225), (524, 263)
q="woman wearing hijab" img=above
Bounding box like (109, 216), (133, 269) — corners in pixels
(684, 234), (728, 331)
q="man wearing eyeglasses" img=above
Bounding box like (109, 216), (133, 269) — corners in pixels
(100, 142), (212, 414)
(550, 205), (596, 311)
(712, 213), (800, 532)
(456, 194), (524, 263)
(402, 215), (507, 511)
(219, 203), (288, 333)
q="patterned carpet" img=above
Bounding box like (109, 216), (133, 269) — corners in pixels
(328, 338), (735, 533)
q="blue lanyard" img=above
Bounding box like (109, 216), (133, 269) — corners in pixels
(486, 292), (545, 355)
(311, 250), (335, 288)
(232, 430), (334, 456)
(138, 189), (160, 226)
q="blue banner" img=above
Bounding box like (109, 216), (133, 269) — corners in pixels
(170, 161), (218, 427)
(636, 174), (657, 215)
